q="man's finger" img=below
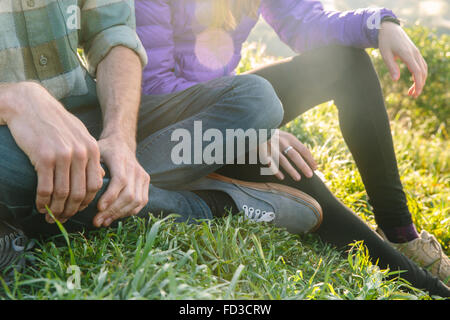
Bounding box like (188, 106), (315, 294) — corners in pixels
(95, 171), (135, 227)
(35, 164), (54, 214)
(133, 177), (150, 216)
(80, 159), (104, 211)
(120, 191), (142, 220)
(95, 192), (133, 228)
(49, 157), (71, 218)
(93, 205), (121, 228)
(113, 173), (139, 221)
(60, 153), (87, 220)
(139, 172), (150, 212)
(97, 164), (126, 212)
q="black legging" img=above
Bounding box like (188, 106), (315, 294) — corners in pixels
(216, 45), (450, 297)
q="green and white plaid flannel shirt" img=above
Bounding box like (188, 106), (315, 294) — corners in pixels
(0, 0), (148, 100)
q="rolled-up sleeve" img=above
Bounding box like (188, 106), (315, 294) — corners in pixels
(79, 0), (148, 75)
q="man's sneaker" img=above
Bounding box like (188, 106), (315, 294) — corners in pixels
(0, 220), (28, 272)
(183, 173), (323, 234)
(377, 228), (450, 286)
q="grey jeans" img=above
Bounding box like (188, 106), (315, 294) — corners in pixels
(0, 74), (283, 237)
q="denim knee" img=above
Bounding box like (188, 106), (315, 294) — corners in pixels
(232, 74), (284, 130)
(0, 126), (37, 198)
(0, 127), (39, 229)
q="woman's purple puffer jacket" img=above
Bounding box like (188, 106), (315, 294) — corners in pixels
(135, 0), (396, 95)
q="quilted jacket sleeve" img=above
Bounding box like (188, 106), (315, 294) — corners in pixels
(136, 0), (199, 95)
(261, 0), (397, 53)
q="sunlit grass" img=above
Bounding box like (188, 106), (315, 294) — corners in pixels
(1, 99), (447, 300)
(1, 213), (434, 300)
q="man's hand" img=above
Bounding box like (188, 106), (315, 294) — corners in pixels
(261, 130), (317, 181)
(2, 82), (104, 223)
(93, 136), (150, 228)
(378, 21), (428, 98)
(92, 46), (148, 228)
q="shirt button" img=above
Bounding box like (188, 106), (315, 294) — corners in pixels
(27, 0), (35, 7)
(39, 55), (48, 66)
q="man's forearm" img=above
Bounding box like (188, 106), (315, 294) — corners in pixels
(96, 46), (143, 151)
(91, 46), (150, 227)
(0, 83), (14, 125)
(0, 82), (38, 125)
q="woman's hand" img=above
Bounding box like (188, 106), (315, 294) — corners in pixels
(378, 21), (428, 98)
(261, 130), (317, 181)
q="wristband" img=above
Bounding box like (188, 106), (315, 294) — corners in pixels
(381, 16), (401, 26)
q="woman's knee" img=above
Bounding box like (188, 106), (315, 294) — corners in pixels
(232, 74), (284, 130)
(320, 44), (370, 63)
(335, 46), (376, 81)
(297, 45), (374, 79)
(342, 46), (374, 71)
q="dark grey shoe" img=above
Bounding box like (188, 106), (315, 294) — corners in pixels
(183, 173), (323, 234)
(0, 220), (28, 271)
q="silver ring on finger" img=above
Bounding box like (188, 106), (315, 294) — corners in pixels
(283, 146), (294, 155)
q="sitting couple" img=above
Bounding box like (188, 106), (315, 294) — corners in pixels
(0, 0), (448, 297)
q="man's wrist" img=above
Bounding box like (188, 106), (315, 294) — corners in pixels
(0, 82), (34, 124)
(100, 106), (139, 152)
(100, 130), (137, 151)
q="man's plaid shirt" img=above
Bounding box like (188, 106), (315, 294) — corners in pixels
(0, 0), (148, 100)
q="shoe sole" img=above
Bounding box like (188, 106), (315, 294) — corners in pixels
(207, 173), (323, 232)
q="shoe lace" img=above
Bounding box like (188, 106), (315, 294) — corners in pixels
(0, 222), (33, 271)
(242, 205), (275, 222)
(420, 231), (448, 270)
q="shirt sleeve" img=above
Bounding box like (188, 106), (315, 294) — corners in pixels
(79, 0), (148, 76)
(261, 0), (398, 53)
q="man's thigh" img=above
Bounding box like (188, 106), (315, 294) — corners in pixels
(134, 75), (284, 188)
(136, 76), (237, 142)
(61, 75), (239, 142)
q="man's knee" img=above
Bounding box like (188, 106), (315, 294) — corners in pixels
(232, 74), (284, 130)
(0, 127), (37, 207)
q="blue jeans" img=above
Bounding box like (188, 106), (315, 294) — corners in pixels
(0, 74), (283, 236)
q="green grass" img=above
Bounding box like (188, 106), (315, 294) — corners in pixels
(0, 42), (448, 300)
(1, 101), (447, 300)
